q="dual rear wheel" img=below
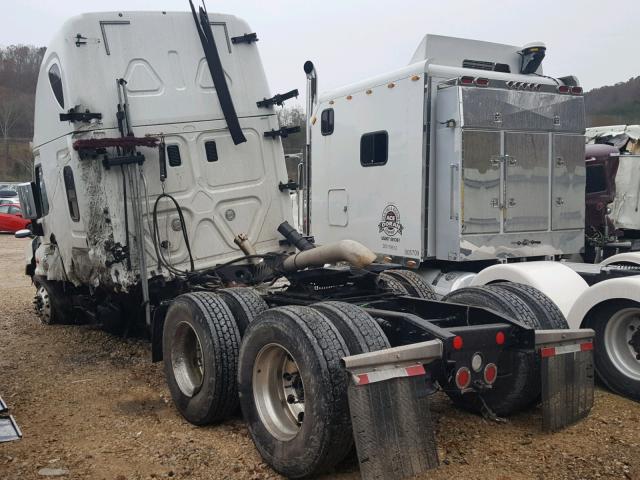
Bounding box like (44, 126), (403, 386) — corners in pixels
(162, 290), (389, 478)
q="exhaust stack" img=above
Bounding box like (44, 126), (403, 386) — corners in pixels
(302, 61), (317, 235)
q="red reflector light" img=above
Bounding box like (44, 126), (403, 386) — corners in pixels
(571, 86), (583, 95)
(557, 85), (570, 94)
(580, 341), (593, 351)
(540, 346), (556, 358)
(455, 367), (471, 389)
(460, 76), (474, 85)
(475, 77), (489, 86)
(495, 331), (505, 345)
(452, 336), (464, 350)
(484, 363), (497, 384)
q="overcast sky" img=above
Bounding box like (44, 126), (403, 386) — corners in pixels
(1, 0), (637, 108)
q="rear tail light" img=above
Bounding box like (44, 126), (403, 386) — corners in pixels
(455, 367), (471, 389)
(557, 85), (570, 94)
(452, 336), (464, 350)
(571, 86), (583, 95)
(484, 363), (498, 384)
(460, 76), (474, 85)
(474, 77), (489, 86)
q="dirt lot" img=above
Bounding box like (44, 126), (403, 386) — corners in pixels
(1, 235), (639, 480)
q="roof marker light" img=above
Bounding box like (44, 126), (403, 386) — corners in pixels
(387, 82), (396, 89)
(346, 95), (353, 100)
(411, 75), (421, 81)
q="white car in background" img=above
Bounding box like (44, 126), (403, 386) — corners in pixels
(0, 183), (20, 205)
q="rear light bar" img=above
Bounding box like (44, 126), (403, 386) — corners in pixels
(505, 80), (542, 91)
(460, 76), (489, 87)
(557, 85), (570, 94)
(571, 86), (583, 95)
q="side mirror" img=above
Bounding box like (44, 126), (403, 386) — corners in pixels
(15, 229), (33, 239)
(17, 182), (41, 220)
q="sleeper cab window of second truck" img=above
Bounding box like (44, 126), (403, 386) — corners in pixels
(360, 131), (388, 167)
(321, 109), (334, 136)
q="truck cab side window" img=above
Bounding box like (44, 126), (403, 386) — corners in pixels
(48, 63), (64, 109)
(360, 131), (388, 167)
(34, 164), (49, 216)
(321, 108), (334, 136)
(63, 166), (80, 222)
(586, 165), (607, 194)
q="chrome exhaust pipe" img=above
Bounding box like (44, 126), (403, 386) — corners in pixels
(303, 61), (317, 235)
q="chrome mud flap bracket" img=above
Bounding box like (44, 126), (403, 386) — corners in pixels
(536, 329), (595, 432)
(342, 340), (443, 480)
(0, 396), (22, 443)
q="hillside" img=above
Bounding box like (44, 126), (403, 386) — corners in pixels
(0, 42), (637, 182)
(585, 76), (640, 127)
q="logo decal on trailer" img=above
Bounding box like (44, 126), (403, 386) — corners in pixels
(379, 204), (403, 237)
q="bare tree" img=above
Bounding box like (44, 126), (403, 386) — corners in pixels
(0, 87), (25, 164)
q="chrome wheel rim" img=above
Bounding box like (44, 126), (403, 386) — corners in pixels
(253, 343), (305, 441)
(35, 285), (53, 324)
(171, 321), (205, 397)
(604, 308), (640, 381)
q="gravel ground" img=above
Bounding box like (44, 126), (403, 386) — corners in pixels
(1, 234), (639, 480)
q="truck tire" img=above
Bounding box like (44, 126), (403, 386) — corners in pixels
(33, 279), (73, 325)
(311, 301), (390, 354)
(495, 282), (568, 330)
(219, 287), (268, 335)
(163, 292), (241, 425)
(442, 285), (541, 416)
(238, 306), (352, 478)
(382, 269), (439, 300)
(585, 300), (640, 401)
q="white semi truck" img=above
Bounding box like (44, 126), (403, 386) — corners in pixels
(303, 35), (640, 405)
(9, 6), (626, 480)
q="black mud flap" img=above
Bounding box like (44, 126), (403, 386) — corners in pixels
(342, 340), (442, 480)
(0, 397), (22, 443)
(537, 329), (595, 432)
